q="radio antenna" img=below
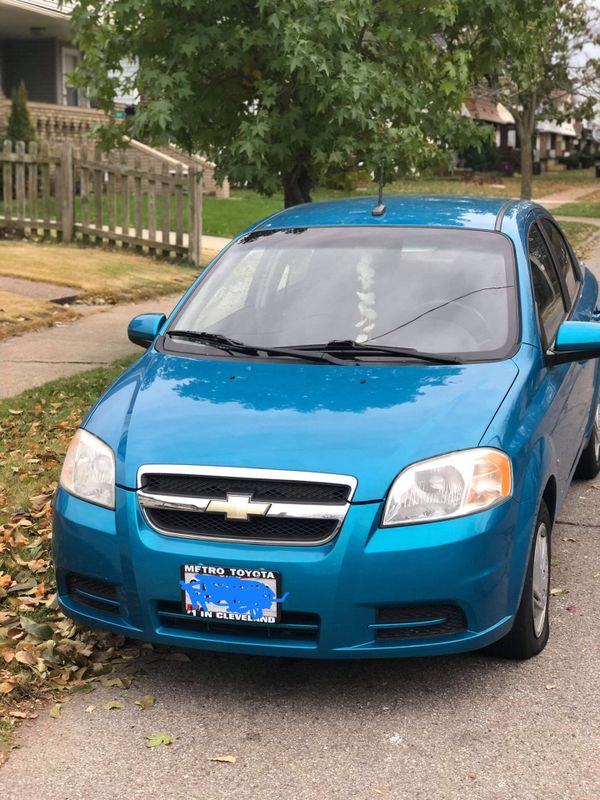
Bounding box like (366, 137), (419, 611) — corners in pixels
(372, 159), (386, 217)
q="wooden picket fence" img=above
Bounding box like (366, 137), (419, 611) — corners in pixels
(0, 140), (203, 265)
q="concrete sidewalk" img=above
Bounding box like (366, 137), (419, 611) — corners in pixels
(0, 292), (183, 399)
(536, 183), (597, 208)
(0, 233), (231, 399)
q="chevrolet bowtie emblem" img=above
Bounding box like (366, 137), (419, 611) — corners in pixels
(205, 493), (271, 521)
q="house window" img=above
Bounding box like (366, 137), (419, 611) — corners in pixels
(62, 48), (85, 107)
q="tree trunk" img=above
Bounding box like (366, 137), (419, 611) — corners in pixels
(519, 133), (533, 200)
(282, 155), (313, 208)
(514, 103), (536, 201)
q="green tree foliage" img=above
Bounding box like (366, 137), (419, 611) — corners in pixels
(70, 0), (506, 205)
(475, 0), (600, 199)
(5, 81), (36, 146)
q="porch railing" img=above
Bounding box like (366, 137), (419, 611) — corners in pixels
(0, 140), (203, 265)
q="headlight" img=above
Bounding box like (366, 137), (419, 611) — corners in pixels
(59, 429), (115, 509)
(381, 448), (512, 527)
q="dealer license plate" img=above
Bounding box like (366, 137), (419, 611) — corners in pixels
(180, 564), (286, 624)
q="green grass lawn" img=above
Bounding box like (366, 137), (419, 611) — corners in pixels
(5, 168), (598, 240)
(0, 290), (79, 341)
(553, 201), (600, 218)
(205, 170), (600, 237)
(0, 240), (198, 304)
(559, 221), (600, 260)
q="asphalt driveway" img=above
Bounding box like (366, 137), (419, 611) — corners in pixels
(2, 483), (599, 800)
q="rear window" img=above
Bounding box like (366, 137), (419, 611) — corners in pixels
(171, 227), (519, 361)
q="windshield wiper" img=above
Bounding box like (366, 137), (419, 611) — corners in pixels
(165, 330), (346, 365)
(293, 340), (463, 365)
(167, 330), (247, 351)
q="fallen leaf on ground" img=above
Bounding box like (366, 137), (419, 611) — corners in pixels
(145, 732), (174, 748)
(9, 710), (38, 719)
(85, 705), (96, 713)
(50, 703), (61, 719)
(546, 683), (557, 690)
(100, 677), (127, 689)
(19, 616), (54, 641)
(208, 755), (237, 764)
(593, 572), (600, 578)
(70, 683), (95, 695)
(134, 694), (156, 710)
(164, 652), (191, 662)
(565, 605), (578, 613)
(550, 587), (569, 596)
(102, 700), (125, 710)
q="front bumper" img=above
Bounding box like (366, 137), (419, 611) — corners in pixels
(52, 487), (532, 659)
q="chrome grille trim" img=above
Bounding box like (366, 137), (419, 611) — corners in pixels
(136, 465), (357, 546)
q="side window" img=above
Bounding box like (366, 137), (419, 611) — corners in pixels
(528, 224), (566, 345)
(539, 218), (579, 303)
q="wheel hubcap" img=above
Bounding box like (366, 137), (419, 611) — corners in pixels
(594, 405), (600, 461)
(532, 522), (549, 638)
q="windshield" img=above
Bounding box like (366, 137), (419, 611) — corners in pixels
(169, 227), (518, 361)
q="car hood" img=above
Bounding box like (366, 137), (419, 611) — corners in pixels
(85, 351), (519, 502)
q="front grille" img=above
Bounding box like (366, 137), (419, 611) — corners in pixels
(138, 465), (355, 545)
(146, 508), (338, 543)
(157, 601), (320, 642)
(141, 474), (351, 504)
(66, 573), (120, 616)
(374, 604), (467, 640)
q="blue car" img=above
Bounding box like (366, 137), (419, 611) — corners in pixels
(53, 196), (600, 660)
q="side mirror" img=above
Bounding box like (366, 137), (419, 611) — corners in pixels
(550, 320), (600, 365)
(127, 313), (166, 348)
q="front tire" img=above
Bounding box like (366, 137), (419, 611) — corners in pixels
(487, 501), (551, 660)
(574, 403), (600, 480)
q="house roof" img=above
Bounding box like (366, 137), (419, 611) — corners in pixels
(0, 0), (71, 37)
(2, 0), (73, 15)
(536, 120), (578, 137)
(463, 98), (515, 125)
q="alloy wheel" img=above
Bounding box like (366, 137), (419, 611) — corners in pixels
(532, 521), (549, 638)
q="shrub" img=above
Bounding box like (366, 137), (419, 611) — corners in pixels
(323, 168), (371, 193)
(461, 139), (501, 172)
(5, 81), (36, 146)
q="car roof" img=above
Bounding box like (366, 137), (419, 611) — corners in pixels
(255, 195), (537, 233)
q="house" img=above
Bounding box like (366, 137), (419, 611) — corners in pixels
(463, 95), (599, 172)
(0, 0), (229, 196)
(460, 97), (518, 173)
(0, 0), (85, 108)
(463, 97), (517, 151)
(535, 120), (578, 168)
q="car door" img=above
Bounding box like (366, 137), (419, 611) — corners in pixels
(527, 219), (588, 490)
(538, 217), (597, 472)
